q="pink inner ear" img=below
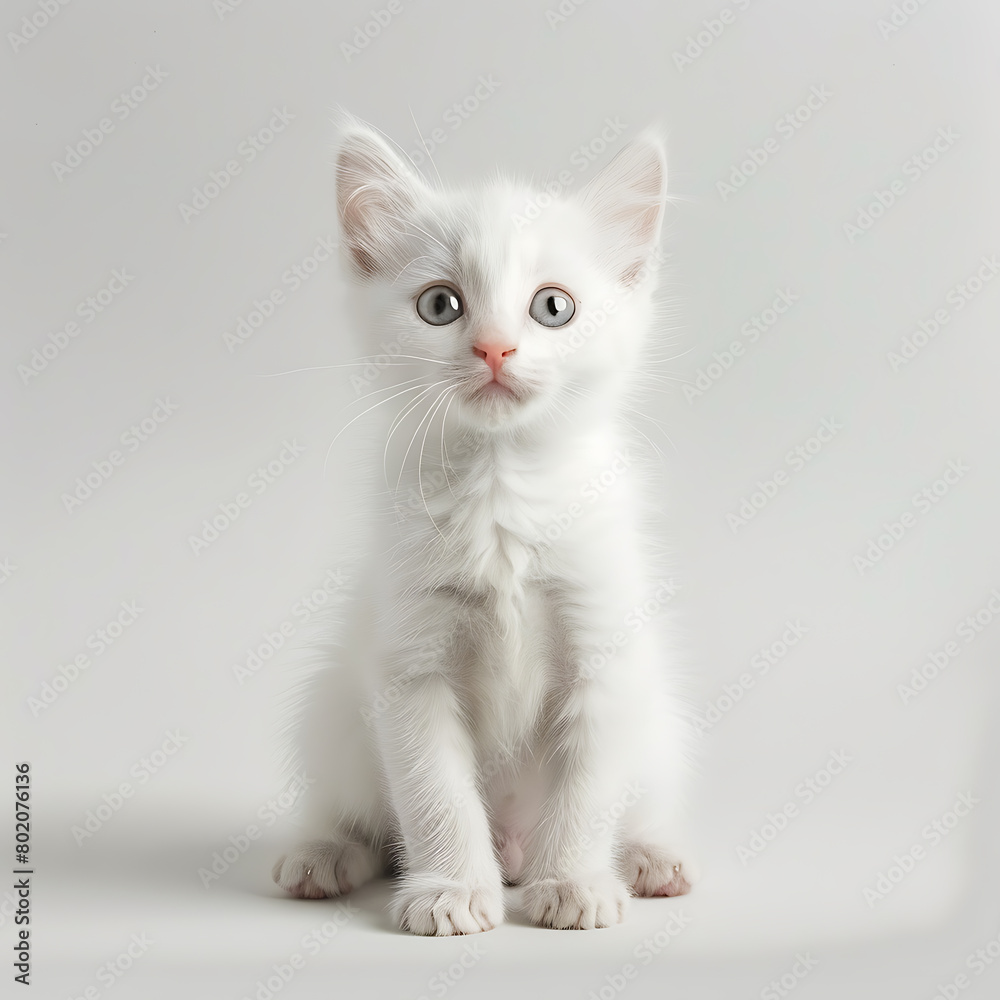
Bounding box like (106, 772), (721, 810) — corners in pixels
(347, 243), (379, 278)
(579, 138), (666, 288)
(335, 136), (419, 279)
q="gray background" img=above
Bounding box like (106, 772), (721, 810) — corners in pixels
(3, 0), (999, 997)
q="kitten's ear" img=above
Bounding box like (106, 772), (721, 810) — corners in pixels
(335, 118), (425, 280)
(577, 129), (667, 286)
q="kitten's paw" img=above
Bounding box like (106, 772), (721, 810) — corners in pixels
(272, 839), (377, 899)
(392, 875), (504, 936)
(522, 873), (629, 929)
(619, 842), (699, 897)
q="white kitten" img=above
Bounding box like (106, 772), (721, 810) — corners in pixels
(272, 115), (697, 934)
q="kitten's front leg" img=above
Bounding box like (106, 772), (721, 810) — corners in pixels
(520, 667), (632, 930)
(378, 618), (504, 935)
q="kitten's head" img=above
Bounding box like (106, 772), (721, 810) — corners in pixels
(335, 116), (667, 434)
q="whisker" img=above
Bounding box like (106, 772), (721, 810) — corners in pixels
(392, 255), (435, 285)
(363, 353), (450, 366)
(403, 220), (449, 255)
(646, 345), (696, 364)
(384, 380), (451, 487)
(416, 387), (458, 546)
(365, 116), (440, 191)
(438, 390), (460, 498)
(323, 381), (427, 481)
(632, 371), (690, 386)
(395, 383), (450, 496)
(562, 381), (676, 459)
(407, 104), (444, 189)
(256, 361), (430, 377)
(624, 415), (673, 461)
(351, 373), (434, 406)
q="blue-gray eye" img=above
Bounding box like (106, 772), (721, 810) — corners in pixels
(416, 285), (463, 325)
(529, 287), (575, 328)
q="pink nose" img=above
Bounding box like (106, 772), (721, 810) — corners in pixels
(473, 341), (516, 377)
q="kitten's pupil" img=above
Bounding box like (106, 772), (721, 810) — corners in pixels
(528, 286), (575, 328)
(416, 284), (463, 325)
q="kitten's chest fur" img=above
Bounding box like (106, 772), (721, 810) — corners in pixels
(443, 456), (548, 595)
(395, 428), (619, 594)
(391, 434), (599, 744)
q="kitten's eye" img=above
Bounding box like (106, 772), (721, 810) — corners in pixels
(416, 285), (464, 325)
(529, 287), (575, 328)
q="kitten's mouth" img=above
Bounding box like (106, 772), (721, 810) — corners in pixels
(456, 371), (541, 425)
(476, 380), (516, 398)
(464, 374), (522, 404)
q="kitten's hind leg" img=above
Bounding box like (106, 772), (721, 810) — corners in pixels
(617, 840), (698, 897)
(272, 837), (380, 899)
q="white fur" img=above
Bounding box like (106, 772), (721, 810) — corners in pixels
(272, 115), (698, 934)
